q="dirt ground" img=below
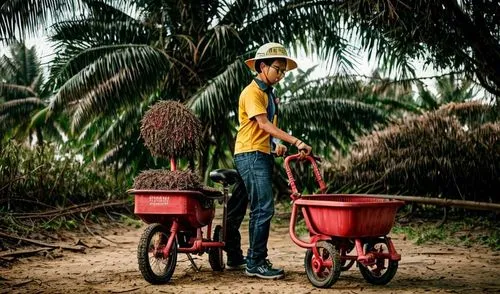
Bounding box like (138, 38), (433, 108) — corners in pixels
(1, 216), (499, 294)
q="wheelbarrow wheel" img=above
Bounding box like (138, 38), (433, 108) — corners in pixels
(208, 225), (225, 271)
(137, 223), (177, 284)
(304, 241), (341, 288)
(358, 237), (398, 285)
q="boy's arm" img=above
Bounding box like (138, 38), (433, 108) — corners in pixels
(254, 114), (307, 150)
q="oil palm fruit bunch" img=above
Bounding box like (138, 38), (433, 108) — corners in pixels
(133, 169), (202, 190)
(140, 100), (202, 159)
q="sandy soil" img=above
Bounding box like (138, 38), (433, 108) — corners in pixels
(1, 216), (499, 294)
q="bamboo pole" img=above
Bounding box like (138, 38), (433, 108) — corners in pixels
(347, 194), (500, 212)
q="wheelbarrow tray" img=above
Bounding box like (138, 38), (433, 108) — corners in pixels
(296, 194), (404, 238)
(128, 189), (215, 228)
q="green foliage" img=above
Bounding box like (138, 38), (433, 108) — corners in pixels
(416, 74), (477, 111)
(119, 214), (142, 229)
(0, 0), (80, 41)
(393, 217), (500, 251)
(277, 69), (392, 156)
(42, 218), (78, 231)
(273, 69), (417, 198)
(0, 140), (128, 212)
(43, 0), (381, 179)
(344, 1), (500, 96)
(0, 41), (63, 144)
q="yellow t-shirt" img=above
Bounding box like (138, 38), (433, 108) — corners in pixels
(234, 80), (276, 154)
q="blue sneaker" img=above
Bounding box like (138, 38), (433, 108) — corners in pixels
(226, 257), (246, 270)
(245, 260), (285, 279)
(263, 259), (284, 275)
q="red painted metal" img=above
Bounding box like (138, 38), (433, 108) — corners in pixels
(162, 219), (179, 257)
(296, 194), (403, 237)
(288, 200), (331, 248)
(133, 156), (235, 284)
(386, 237), (401, 261)
(170, 157), (176, 171)
(284, 154), (327, 196)
(131, 189), (215, 229)
(285, 154), (405, 275)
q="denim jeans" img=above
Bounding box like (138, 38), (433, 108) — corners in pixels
(234, 151), (274, 268)
(224, 176), (247, 262)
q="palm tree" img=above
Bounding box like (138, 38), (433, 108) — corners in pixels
(0, 0), (80, 42)
(44, 0), (376, 178)
(275, 68), (389, 156)
(0, 41), (63, 145)
(416, 74), (476, 111)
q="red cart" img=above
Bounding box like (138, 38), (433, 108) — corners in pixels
(284, 154), (405, 288)
(129, 166), (240, 284)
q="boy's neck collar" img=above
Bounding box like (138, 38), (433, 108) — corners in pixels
(254, 77), (273, 92)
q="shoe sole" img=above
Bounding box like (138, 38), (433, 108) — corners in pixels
(245, 270), (284, 280)
(226, 265), (246, 271)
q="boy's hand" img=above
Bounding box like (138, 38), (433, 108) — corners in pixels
(274, 143), (288, 156)
(296, 141), (312, 160)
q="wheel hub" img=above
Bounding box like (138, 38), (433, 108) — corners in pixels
(312, 257), (324, 273)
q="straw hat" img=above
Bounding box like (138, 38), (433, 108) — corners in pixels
(244, 42), (298, 71)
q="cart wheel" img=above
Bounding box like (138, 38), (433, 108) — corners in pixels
(137, 223), (177, 284)
(208, 225), (225, 271)
(304, 241), (341, 288)
(338, 240), (355, 271)
(358, 237), (398, 285)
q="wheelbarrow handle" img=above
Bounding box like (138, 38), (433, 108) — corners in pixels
(273, 151), (321, 161)
(284, 154), (327, 197)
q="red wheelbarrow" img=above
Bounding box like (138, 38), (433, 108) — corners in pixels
(284, 154), (405, 288)
(128, 168), (240, 284)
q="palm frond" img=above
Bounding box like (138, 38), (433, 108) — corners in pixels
(218, 0), (254, 27)
(26, 106), (65, 141)
(49, 45), (172, 131)
(416, 81), (438, 110)
(0, 55), (18, 79)
(187, 58), (250, 123)
(0, 97), (45, 115)
(0, 83), (38, 98)
(50, 17), (152, 48)
(47, 43), (154, 92)
(281, 97), (387, 154)
(0, 0), (81, 41)
(87, 93), (157, 157)
(0, 42), (41, 86)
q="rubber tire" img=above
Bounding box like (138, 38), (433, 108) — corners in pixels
(208, 225), (225, 271)
(304, 241), (341, 288)
(358, 237), (398, 285)
(137, 223), (177, 284)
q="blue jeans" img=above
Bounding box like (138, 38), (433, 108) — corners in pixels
(234, 151), (274, 268)
(224, 177), (247, 262)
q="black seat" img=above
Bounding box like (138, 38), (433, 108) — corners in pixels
(209, 169), (240, 186)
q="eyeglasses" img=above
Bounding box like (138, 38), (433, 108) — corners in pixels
(270, 65), (286, 76)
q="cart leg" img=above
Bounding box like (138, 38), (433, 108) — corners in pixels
(386, 237), (401, 261)
(162, 220), (179, 257)
(186, 253), (201, 272)
(355, 239), (370, 263)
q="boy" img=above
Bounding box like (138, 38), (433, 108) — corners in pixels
(226, 42), (312, 280)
